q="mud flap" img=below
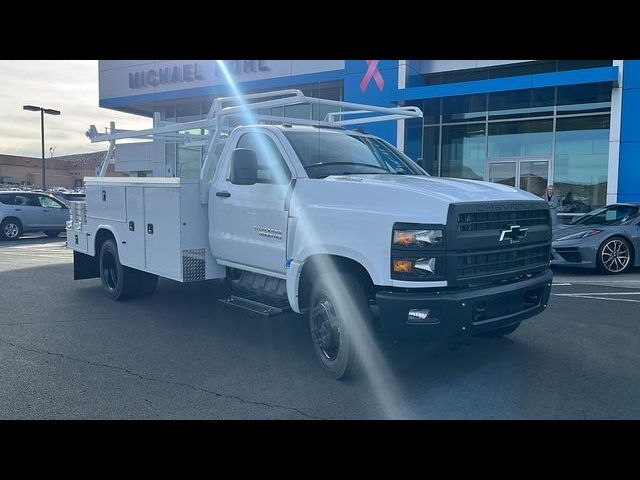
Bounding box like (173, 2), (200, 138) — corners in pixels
(74, 250), (99, 280)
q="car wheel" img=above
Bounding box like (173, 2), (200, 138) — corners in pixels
(308, 271), (374, 380)
(597, 236), (633, 275)
(99, 239), (139, 300)
(0, 218), (22, 241)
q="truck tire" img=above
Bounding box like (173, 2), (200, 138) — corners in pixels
(309, 271), (373, 380)
(1, 218), (22, 241)
(478, 322), (521, 338)
(99, 239), (139, 301)
(136, 270), (159, 297)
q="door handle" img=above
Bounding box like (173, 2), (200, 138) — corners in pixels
(43, 209), (49, 212)
(15, 208), (21, 211)
(216, 191), (231, 198)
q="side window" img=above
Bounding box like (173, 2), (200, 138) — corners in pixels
(235, 132), (291, 185)
(0, 194), (15, 205)
(14, 195), (30, 206)
(38, 196), (64, 208)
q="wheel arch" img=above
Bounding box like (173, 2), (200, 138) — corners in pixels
(296, 254), (375, 313)
(1, 216), (23, 229)
(94, 227), (119, 257)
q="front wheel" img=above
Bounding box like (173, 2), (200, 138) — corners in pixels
(309, 272), (373, 380)
(597, 236), (633, 274)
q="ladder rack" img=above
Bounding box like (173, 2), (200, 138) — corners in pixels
(86, 89), (423, 203)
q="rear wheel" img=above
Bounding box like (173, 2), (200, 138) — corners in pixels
(309, 272), (373, 380)
(597, 236), (633, 274)
(99, 239), (139, 301)
(1, 218), (22, 241)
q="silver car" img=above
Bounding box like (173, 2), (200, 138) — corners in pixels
(551, 203), (640, 274)
(0, 191), (69, 240)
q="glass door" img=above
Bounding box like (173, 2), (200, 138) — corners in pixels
(488, 161), (517, 188)
(487, 158), (549, 196)
(519, 160), (549, 196)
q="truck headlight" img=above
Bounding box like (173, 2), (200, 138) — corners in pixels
(392, 257), (440, 276)
(393, 228), (443, 246)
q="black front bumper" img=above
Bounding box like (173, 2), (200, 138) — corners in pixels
(375, 269), (553, 340)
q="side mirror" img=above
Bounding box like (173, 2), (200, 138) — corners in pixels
(416, 157), (428, 171)
(230, 148), (258, 185)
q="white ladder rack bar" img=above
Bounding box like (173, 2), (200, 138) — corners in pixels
(86, 88), (423, 204)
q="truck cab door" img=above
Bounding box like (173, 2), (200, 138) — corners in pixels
(211, 130), (293, 275)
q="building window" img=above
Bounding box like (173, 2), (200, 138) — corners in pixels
(442, 94), (486, 123)
(440, 124), (486, 180)
(554, 115), (610, 215)
(488, 119), (553, 158)
(405, 82), (613, 215)
(488, 87), (555, 119)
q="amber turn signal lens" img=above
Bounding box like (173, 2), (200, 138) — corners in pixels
(393, 259), (414, 273)
(393, 231), (416, 245)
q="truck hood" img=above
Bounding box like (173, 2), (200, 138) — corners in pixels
(324, 174), (540, 203)
(294, 174), (544, 225)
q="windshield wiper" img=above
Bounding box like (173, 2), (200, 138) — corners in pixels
(304, 161), (389, 171)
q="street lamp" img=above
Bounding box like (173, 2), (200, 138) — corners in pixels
(23, 104), (61, 190)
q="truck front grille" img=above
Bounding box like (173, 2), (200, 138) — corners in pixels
(446, 201), (552, 286)
(457, 209), (549, 232)
(457, 243), (550, 279)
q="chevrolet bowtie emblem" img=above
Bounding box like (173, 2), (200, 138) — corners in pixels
(499, 225), (528, 244)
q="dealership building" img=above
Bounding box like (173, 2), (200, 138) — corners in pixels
(99, 60), (640, 222)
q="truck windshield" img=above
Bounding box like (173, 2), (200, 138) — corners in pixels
(283, 130), (426, 178)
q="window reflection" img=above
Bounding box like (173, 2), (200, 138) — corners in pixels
(488, 119), (553, 158)
(440, 124), (486, 180)
(554, 115), (610, 215)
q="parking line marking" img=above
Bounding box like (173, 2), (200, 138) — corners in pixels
(553, 293), (640, 303)
(554, 292), (640, 296)
(552, 283), (572, 286)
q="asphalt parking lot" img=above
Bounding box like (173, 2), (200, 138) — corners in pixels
(1, 235), (639, 419)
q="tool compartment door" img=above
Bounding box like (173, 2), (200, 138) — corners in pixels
(121, 186), (146, 270)
(144, 186), (181, 279)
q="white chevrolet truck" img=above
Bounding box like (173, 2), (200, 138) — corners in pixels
(67, 90), (553, 379)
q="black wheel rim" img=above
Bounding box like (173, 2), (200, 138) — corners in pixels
(601, 239), (630, 273)
(102, 252), (118, 291)
(311, 297), (341, 362)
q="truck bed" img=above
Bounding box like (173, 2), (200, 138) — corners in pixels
(67, 177), (225, 282)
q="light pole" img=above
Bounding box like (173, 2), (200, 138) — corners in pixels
(23, 105), (61, 191)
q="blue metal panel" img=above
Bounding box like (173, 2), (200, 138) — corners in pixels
(617, 60), (640, 202)
(622, 60), (640, 90)
(343, 60), (398, 144)
(620, 88), (640, 143)
(100, 69), (345, 109)
(618, 142), (640, 202)
(393, 66), (619, 101)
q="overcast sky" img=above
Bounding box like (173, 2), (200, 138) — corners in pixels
(0, 60), (151, 158)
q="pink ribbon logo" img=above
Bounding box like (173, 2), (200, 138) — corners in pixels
(360, 60), (385, 93)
